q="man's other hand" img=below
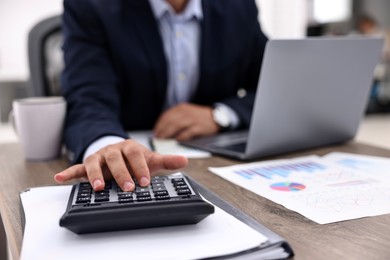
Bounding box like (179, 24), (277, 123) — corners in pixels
(153, 103), (219, 141)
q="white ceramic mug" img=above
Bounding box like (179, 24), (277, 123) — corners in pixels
(11, 97), (66, 161)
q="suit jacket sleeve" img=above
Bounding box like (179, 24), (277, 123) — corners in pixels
(219, 1), (268, 128)
(62, 0), (128, 164)
(222, 21), (267, 127)
(193, 0), (268, 128)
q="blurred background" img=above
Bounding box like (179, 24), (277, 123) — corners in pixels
(0, 0), (389, 146)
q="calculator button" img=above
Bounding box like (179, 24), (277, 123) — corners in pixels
(171, 178), (184, 183)
(79, 188), (92, 194)
(119, 198), (134, 203)
(79, 183), (92, 188)
(152, 182), (165, 187)
(136, 196), (152, 201)
(118, 193), (133, 199)
(175, 185), (188, 190)
(151, 176), (168, 183)
(136, 191), (151, 197)
(154, 190), (168, 196)
(135, 187), (150, 193)
(94, 196), (110, 202)
(77, 192), (91, 197)
(152, 186), (167, 192)
(95, 191), (109, 196)
(76, 197), (91, 204)
(176, 189), (191, 195)
(173, 181), (186, 186)
(155, 195), (170, 200)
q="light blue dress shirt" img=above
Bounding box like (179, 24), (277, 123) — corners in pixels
(149, 0), (202, 108)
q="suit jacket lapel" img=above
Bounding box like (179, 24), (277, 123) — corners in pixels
(124, 1), (168, 107)
(194, 0), (223, 104)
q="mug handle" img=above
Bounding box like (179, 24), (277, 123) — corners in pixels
(8, 110), (18, 135)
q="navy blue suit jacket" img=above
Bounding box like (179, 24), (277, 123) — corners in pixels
(62, 0), (268, 163)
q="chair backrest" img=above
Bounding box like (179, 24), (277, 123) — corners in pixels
(28, 15), (63, 97)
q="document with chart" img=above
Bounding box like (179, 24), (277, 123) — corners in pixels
(209, 152), (390, 224)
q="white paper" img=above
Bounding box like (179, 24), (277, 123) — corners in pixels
(20, 185), (267, 260)
(209, 153), (390, 224)
(128, 130), (154, 150)
(129, 131), (211, 158)
(151, 138), (211, 158)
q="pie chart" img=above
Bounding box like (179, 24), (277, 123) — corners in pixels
(270, 182), (306, 191)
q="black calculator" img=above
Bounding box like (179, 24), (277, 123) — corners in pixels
(59, 172), (214, 234)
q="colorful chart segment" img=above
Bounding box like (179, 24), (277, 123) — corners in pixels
(270, 182), (306, 192)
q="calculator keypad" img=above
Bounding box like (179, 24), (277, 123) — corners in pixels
(72, 175), (195, 207)
(61, 172), (215, 234)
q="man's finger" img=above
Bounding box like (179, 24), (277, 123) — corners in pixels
(148, 154), (188, 173)
(104, 149), (134, 191)
(54, 164), (87, 183)
(125, 150), (151, 187)
(84, 154), (106, 191)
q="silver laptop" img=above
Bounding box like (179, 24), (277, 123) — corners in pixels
(181, 37), (384, 160)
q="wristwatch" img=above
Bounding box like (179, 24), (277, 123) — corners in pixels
(212, 105), (232, 130)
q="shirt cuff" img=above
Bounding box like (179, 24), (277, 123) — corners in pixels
(214, 103), (241, 129)
(82, 136), (126, 162)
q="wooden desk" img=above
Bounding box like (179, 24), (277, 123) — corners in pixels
(1, 142), (390, 260)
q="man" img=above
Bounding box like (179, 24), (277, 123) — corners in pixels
(55, 0), (268, 192)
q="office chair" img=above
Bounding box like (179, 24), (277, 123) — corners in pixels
(28, 15), (63, 97)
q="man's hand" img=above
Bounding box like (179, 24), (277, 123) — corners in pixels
(154, 103), (219, 141)
(54, 140), (188, 192)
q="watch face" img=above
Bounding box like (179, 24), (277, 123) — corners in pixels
(213, 107), (230, 128)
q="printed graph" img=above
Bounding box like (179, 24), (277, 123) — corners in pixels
(233, 161), (326, 180)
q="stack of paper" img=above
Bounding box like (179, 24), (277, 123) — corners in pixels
(20, 186), (268, 260)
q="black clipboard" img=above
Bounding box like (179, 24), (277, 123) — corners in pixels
(187, 175), (294, 260)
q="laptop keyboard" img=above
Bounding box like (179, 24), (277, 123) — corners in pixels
(214, 142), (247, 153)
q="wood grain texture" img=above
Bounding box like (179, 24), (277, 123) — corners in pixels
(1, 142), (390, 260)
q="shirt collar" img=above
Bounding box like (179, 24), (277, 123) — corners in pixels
(149, 0), (203, 21)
